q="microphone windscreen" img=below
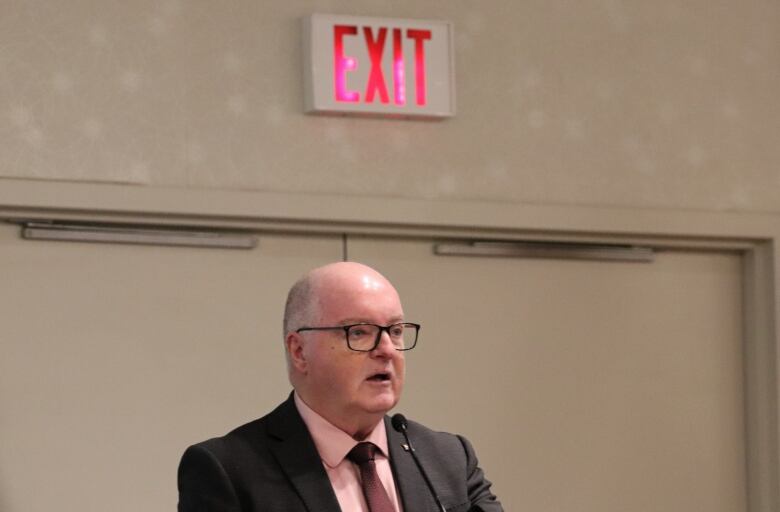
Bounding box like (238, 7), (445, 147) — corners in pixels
(391, 413), (408, 432)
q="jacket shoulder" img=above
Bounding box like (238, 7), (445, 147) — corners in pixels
(387, 416), (504, 511)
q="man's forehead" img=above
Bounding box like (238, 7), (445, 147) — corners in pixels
(312, 279), (402, 318)
(332, 314), (406, 326)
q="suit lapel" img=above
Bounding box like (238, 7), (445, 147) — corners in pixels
(266, 395), (342, 512)
(386, 417), (439, 512)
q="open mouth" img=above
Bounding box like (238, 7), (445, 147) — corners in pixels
(367, 372), (391, 382)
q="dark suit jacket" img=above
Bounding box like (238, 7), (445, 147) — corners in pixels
(178, 394), (503, 511)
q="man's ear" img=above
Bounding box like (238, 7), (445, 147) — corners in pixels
(286, 332), (308, 373)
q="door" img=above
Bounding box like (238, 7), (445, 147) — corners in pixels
(349, 236), (746, 512)
(0, 225), (342, 511)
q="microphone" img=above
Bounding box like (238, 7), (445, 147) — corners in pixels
(391, 414), (447, 512)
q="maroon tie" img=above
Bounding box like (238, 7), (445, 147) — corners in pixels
(347, 442), (395, 512)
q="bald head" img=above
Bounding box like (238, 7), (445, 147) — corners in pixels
(283, 261), (399, 338)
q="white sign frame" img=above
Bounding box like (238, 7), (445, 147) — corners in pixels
(303, 13), (456, 118)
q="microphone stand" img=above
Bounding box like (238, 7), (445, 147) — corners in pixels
(392, 414), (447, 512)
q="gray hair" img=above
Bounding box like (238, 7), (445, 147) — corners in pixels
(282, 274), (317, 338)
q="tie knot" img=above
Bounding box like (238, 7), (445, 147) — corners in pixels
(347, 442), (378, 465)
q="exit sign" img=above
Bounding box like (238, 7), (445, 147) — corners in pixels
(303, 14), (455, 118)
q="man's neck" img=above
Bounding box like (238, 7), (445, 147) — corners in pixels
(294, 391), (384, 440)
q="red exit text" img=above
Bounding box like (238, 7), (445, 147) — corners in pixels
(333, 25), (432, 106)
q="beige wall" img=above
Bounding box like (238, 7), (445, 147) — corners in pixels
(1, 0), (778, 213)
(1, 3), (780, 509)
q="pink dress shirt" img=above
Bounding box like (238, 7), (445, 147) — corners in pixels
(294, 393), (403, 512)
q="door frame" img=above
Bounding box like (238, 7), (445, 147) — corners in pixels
(1, 177), (778, 511)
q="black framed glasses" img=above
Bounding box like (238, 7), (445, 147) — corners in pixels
(296, 322), (420, 352)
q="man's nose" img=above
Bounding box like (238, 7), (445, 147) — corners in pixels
(371, 330), (396, 357)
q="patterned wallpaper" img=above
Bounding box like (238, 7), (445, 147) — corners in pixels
(1, 0), (778, 212)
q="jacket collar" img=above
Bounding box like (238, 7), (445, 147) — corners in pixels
(265, 393), (342, 512)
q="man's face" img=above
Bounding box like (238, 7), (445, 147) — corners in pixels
(295, 267), (406, 434)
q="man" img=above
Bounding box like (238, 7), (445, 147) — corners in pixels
(178, 262), (503, 511)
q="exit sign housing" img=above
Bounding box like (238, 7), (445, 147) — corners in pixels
(303, 14), (455, 118)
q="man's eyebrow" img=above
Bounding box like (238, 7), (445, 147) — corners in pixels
(337, 317), (405, 325)
(334, 318), (366, 326)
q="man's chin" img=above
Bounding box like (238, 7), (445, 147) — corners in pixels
(362, 394), (399, 415)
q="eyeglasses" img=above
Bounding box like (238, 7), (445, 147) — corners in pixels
(296, 322), (420, 352)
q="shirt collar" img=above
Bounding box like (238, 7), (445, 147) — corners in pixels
(294, 391), (389, 468)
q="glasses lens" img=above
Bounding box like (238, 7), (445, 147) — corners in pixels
(346, 323), (418, 351)
(346, 324), (380, 351)
(390, 323), (418, 350)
